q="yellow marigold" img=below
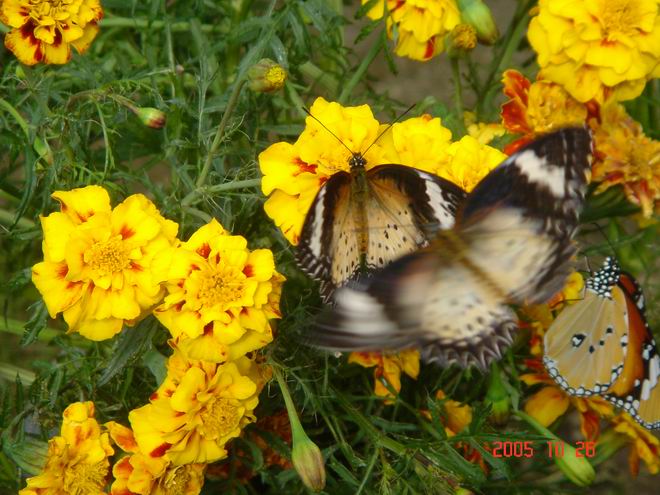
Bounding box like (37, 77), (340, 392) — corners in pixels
(464, 111), (505, 145)
(528, 0), (660, 103)
(153, 219), (283, 362)
(20, 402), (114, 495)
(591, 101), (660, 217)
(106, 421), (206, 495)
(258, 97), (454, 244)
(31, 185), (178, 341)
(129, 347), (264, 465)
(436, 135), (507, 192)
(610, 413), (660, 475)
(364, 0), (461, 61)
(348, 349), (420, 403)
(1, 0), (103, 65)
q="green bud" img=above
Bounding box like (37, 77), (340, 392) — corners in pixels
(33, 137), (54, 166)
(457, 0), (499, 45)
(248, 58), (287, 93)
(132, 107), (167, 129)
(446, 24), (478, 59)
(485, 363), (510, 425)
(291, 430), (326, 492)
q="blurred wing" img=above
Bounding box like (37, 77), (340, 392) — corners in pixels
(459, 127), (592, 304)
(313, 249), (516, 370)
(296, 172), (361, 297)
(603, 274), (660, 429)
(364, 165), (466, 269)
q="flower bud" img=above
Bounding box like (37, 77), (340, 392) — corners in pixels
(446, 24), (477, 59)
(518, 411), (595, 487)
(248, 58), (287, 93)
(132, 107), (167, 129)
(33, 137), (54, 166)
(457, 0), (499, 45)
(291, 430), (326, 492)
(485, 364), (510, 425)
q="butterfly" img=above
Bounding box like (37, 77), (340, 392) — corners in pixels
(309, 127), (593, 369)
(296, 122), (466, 299)
(544, 257), (660, 429)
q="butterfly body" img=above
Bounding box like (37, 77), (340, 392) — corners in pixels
(311, 127), (593, 369)
(544, 257), (660, 429)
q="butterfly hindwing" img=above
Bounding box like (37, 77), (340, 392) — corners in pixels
(311, 128), (593, 369)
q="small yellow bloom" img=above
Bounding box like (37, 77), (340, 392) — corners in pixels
(436, 135), (507, 192)
(464, 111), (505, 145)
(106, 421), (206, 495)
(20, 402), (114, 495)
(1, 0), (103, 65)
(248, 58), (287, 93)
(31, 185), (179, 341)
(364, 0), (461, 61)
(592, 101), (660, 217)
(528, 0), (660, 102)
(547, 271), (585, 309)
(153, 219), (283, 362)
(610, 413), (660, 475)
(348, 349), (420, 403)
(129, 347), (265, 465)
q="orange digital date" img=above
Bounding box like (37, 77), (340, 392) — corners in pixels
(491, 440), (595, 458)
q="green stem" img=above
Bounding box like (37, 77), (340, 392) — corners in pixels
(181, 178), (261, 207)
(100, 17), (225, 32)
(1, 317), (60, 342)
(273, 366), (305, 434)
(193, 79), (247, 190)
(0, 98), (29, 138)
(0, 364), (36, 385)
(338, 32), (383, 104)
(450, 58), (465, 133)
(0, 209), (36, 229)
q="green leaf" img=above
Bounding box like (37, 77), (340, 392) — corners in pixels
(20, 301), (48, 347)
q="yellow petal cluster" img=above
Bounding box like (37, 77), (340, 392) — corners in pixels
(129, 346), (267, 465)
(348, 349), (420, 403)
(1, 0), (103, 65)
(363, 0), (461, 61)
(31, 185), (179, 341)
(528, 0), (660, 102)
(591, 102), (660, 217)
(259, 97), (505, 244)
(20, 402), (114, 495)
(153, 219), (284, 362)
(611, 413), (660, 475)
(106, 421), (206, 495)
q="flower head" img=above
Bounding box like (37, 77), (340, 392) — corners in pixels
(248, 58), (287, 93)
(153, 219), (283, 362)
(528, 0), (660, 102)
(363, 0), (461, 61)
(20, 402), (114, 495)
(456, 0), (499, 44)
(1, 0), (103, 65)
(106, 421), (206, 495)
(591, 101), (660, 217)
(348, 349), (420, 403)
(129, 347), (265, 465)
(610, 413), (660, 475)
(31, 185), (178, 341)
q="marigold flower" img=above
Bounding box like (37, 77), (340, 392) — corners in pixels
(591, 102), (660, 217)
(248, 58), (287, 93)
(348, 349), (420, 403)
(20, 402), (114, 495)
(610, 413), (660, 475)
(456, 0), (499, 44)
(446, 24), (477, 58)
(528, 0), (660, 102)
(363, 0), (461, 61)
(129, 347), (265, 465)
(153, 219), (283, 362)
(500, 70), (590, 153)
(105, 421), (206, 495)
(31, 185), (178, 341)
(1, 0), (103, 65)
(259, 98), (454, 244)
(464, 111), (505, 145)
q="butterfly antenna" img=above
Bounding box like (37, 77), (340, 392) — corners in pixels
(362, 102), (417, 157)
(302, 106), (355, 156)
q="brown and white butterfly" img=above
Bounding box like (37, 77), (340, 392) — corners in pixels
(310, 127), (593, 369)
(296, 151), (466, 299)
(544, 257), (660, 429)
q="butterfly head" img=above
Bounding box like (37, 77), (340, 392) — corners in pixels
(585, 257), (621, 298)
(349, 152), (367, 170)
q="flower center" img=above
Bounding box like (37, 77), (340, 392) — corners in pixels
(29, 0), (77, 22)
(87, 237), (130, 277)
(161, 465), (192, 495)
(199, 397), (241, 439)
(197, 267), (245, 308)
(600, 0), (642, 38)
(630, 140), (659, 179)
(63, 460), (108, 495)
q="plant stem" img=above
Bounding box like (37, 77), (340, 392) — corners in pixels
(450, 58), (465, 132)
(1, 318), (60, 342)
(338, 32), (383, 104)
(194, 79), (247, 190)
(0, 209), (36, 229)
(273, 366), (305, 433)
(100, 17), (225, 33)
(181, 178), (261, 206)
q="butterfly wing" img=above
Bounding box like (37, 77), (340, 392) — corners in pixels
(296, 172), (362, 297)
(310, 128), (592, 368)
(363, 165), (466, 269)
(297, 165), (466, 299)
